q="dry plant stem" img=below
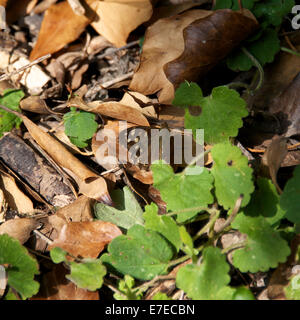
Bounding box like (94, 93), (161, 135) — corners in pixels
(33, 230), (53, 245)
(284, 35), (298, 52)
(67, 0), (85, 15)
(94, 40), (140, 61)
(221, 241), (246, 254)
(103, 279), (128, 299)
(0, 54), (51, 82)
(134, 275), (175, 297)
(100, 72), (134, 89)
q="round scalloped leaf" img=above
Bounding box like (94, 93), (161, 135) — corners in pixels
(151, 162), (214, 222)
(176, 247), (233, 300)
(232, 213), (291, 273)
(67, 259), (106, 291)
(101, 225), (174, 280)
(144, 203), (182, 252)
(172, 81), (203, 107)
(211, 142), (254, 210)
(244, 178), (286, 226)
(253, 0), (295, 27)
(50, 247), (68, 264)
(0, 234), (39, 299)
(184, 86), (247, 144)
(227, 28), (280, 71)
(64, 108), (98, 147)
(280, 166), (300, 223)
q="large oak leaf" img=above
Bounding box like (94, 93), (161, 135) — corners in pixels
(130, 9), (258, 103)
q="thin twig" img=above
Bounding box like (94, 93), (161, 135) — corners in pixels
(0, 53), (51, 82)
(33, 230), (53, 245)
(94, 40), (140, 61)
(100, 72), (134, 89)
(134, 275), (175, 297)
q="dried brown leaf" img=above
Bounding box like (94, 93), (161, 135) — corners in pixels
(48, 220), (122, 258)
(32, 264), (99, 300)
(130, 9), (258, 103)
(0, 218), (40, 244)
(90, 0), (153, 47)
(29, 0), (94, 61)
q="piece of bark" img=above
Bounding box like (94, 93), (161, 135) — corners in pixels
(0, 133), (75, 207)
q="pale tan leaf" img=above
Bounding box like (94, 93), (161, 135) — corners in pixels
(90, 0), (153, 47)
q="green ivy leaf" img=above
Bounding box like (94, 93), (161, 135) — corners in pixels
(144, 203), (182, 252)
(0, 89), (24, 137)
(101, 225), (174, 280)
(176, 247), (233, 300)
(95, 186), (144, 229)
(63, 108), (98, 147)
(244, 178), (286, 227)
(0, 234), (39, 299)
(151, 162), (214, 222)
(253, 0), (295, 27)
(182, 85), (247, 144)
(232, 213), (291, 272)
(280, 166), (300, 223)
(227, 29), (280, 71)
(211, 142), (254, 210)
(67, 259), (106, 291)
(50, 247), (68, 264)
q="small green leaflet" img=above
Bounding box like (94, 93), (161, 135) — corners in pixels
(253, 0), (295, 28)
(50, 247), (68, 264)
(151, 161), (214, 222)
(114, 275), (142, 300)
(0, 234), (39, 299)
(227, 28), (280, 71)
(101, 225), (174, 280)
(50, 247), (106, 291)
(0, 89), (24, 137)
(144, 203), (182, 252)
(232, 213), (291, 273)
(244, 178), (285, 227)
(176, 247), (234, 300)
(174, 83), (248, 144)
(280, 166), (300, 224)
(95, 186), (144, 229)
(63, 107), (98, 148)
(67, 259), (106, 291)
(211, 142), (254, 210)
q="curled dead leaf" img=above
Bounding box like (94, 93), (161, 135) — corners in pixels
(90, 0), (153, 47)
(0, 218), (40, 244)
(130, 9), (258, 103)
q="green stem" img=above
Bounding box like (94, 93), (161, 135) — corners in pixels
(241, 47), (264, 92)
(193, 209), (220, 241)
(134, 275), (175, 297)
(280, 46), (300, 57)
